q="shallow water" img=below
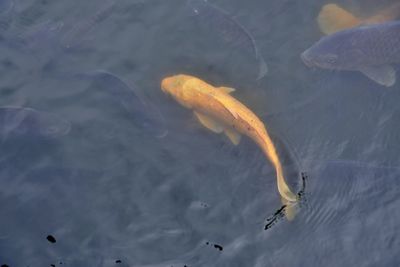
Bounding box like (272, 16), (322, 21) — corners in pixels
(1, 0), (400, 266)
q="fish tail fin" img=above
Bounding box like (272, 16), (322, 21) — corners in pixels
(281, 197), (297, 221)
(256, 57), (268, 80)
(317, 3), (361, 35)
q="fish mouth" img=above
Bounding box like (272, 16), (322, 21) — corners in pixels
(161, 77), (173, 94)
(300, 49), (314, 68)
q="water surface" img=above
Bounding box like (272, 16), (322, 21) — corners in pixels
(0, 0), (400, 266)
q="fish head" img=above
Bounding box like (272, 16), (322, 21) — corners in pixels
(301, 29), (367, 70)
(161, 74), (193, 108)
(0, 107), (71, 139)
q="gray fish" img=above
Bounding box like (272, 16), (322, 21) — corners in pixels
(0, 0), (14, 31)
(74, 70), (168, 138)
(0, 106), (71, 139)
(8, 0), (116, 55)
(301, 21), (400, 87)
(60, 0), (116, 49)
(13, 19), (64, 52)
(187, 0), (268, 80)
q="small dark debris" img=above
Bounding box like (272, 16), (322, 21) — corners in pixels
(214, 244), (223, 251)
(115, 260), (121, 264)
(206, 241), (209, 245)
(46, 235), (56, 243)
(1, 264), (9, 267)
(264, 205), (286, 230)
(51, 265), (55, 267)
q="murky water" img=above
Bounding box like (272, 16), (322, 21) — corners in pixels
(1, 0), (400, 266)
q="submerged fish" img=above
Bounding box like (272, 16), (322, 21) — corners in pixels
(187, 0), (267, 80)
(318, 3), (400, 35)
(0, 0), (14, 31)
(8, 0), (116, 56)
(60, 0), (116, 49)
(302, 21), (400, 87)
(161, 74), (297, 203)
(0, 106), (71, 139)
(75, 70), (168, 138)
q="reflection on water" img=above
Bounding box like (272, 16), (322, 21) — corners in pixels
(0, 0), (400, 266)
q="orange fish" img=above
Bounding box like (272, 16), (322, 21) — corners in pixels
(318, 3), (400, 35)
(161, 74), (298, 206)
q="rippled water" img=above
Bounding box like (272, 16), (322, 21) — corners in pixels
(1, 0), (400, 266)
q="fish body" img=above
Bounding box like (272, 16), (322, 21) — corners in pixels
(187, 0), (267, 80)
(75, 70), (168, 138)
(0, 106), (71, 139)
(302, 21), (400, 86)
(161, 74), (296, 202)
(0, 0), (14, 31)
(60, 0), (116, 48)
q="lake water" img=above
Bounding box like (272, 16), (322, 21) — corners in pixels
(1, 0), (400, 266)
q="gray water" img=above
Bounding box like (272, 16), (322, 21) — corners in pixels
(1, 0), (400, 266)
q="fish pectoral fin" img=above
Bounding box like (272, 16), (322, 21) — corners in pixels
(224, 127), (241, 145)
(218, 86), (236, 94)
(317, 3), (360, 35)
(194, 111), (224, 133)
(359, 65), (396, 87)
(281, 197), (297, 221)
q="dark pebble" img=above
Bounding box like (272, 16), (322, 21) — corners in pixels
(214, 244), (223, 251)
(46, 235), (56, 243)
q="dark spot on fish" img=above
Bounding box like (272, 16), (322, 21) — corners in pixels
(115, 260), (121, 264)
(206, 241), (209, 245)
(214, 244), (223, 251)
(46, 235), (56, 243)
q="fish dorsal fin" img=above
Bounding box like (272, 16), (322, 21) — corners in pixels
(317, 4), (361, 34)
(224, 127), (241, 145)
(218, 86), (236, 94)
(359, 65), (396, 87)
(194, 111), (224, 133)
(214, 89), (239, 119)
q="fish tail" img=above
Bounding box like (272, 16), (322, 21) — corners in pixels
(281, 197), (297, 221)
(276, 167), (297, 202)
(256, 57), (268, 80)
(317, 3), (361, 35)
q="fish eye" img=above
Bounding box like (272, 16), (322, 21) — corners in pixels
(323, 54), (338, 64)
(44, 126), (59, 135)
